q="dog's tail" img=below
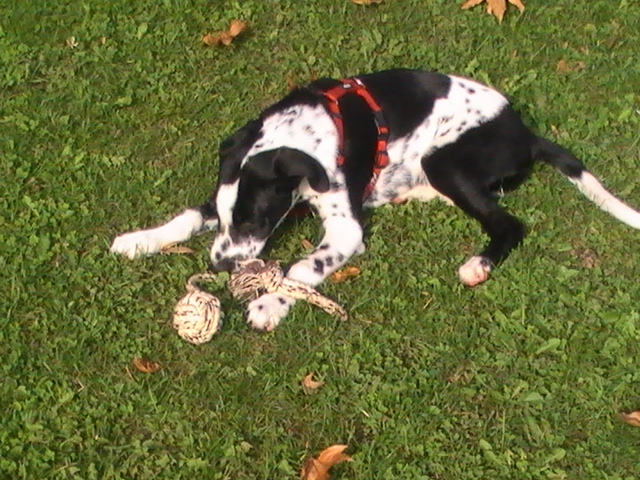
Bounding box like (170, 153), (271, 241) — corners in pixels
(533, 136), (640, 229)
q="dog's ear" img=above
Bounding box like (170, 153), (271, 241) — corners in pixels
(273, 148), (330, 193)
(218, 120), (263, 182)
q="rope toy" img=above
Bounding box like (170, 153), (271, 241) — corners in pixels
(173, 259), (348, 344)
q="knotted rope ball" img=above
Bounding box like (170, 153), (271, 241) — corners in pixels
(172, 273), (222, 345)
(172, 260), (348, 344)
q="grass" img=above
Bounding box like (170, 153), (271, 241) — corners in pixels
(1, 0), (639, 478)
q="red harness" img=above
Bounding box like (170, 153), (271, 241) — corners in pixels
(315, 77), (390, 200)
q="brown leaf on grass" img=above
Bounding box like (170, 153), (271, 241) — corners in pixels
(161, 244), (195, 255)
(301, 373), (324, 393)
(132, 357), (162, 374)
(574, 247), (598, 269)
(556, 59), (585, 74)
(228, 20), (248, 37)
(202, 20), (248, 46)
(301, 445), (353, 480)
(329, 266), (361, 283)
(461, 0), (524, 22)
(301, 239), (315, 251)
(620, 411), (640, 427)
(351, 0), (383, 5)
(486, 0), (507, 22)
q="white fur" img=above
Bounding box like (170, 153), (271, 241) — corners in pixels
(110, 209), (206, 258)
(392, 184), (454, 205)
(569, 171), (640, 229)
(216, 182), (239, 227)
(243, 104), (339, 171)
(458, 256), (492, 286)
(209, 231), (265, 263)
(246, 293), (293, 331)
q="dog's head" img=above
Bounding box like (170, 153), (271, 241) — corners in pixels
(210, 123), (329, 271)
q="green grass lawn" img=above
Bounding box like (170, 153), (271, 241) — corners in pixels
(1, 0), (639, 478)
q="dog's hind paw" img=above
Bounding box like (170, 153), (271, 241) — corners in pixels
(110, 231), (163, 259)
(458, 256), (492, 287)
(246, 293), (294, 332)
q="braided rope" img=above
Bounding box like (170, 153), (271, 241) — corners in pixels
(172, 260), (348, 344)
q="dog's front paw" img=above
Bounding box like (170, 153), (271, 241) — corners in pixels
(458, 256), (492, 287)
(110, 231), (163, 259)
(246, 293), (294, 332)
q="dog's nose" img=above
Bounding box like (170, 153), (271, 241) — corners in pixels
(210, 258), (237, 273)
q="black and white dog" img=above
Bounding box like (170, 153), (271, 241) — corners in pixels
(111, 69), (640, 331)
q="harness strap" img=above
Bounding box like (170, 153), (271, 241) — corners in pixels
(315, 77), (390, 200)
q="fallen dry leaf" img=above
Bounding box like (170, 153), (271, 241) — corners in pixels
(202, 19), (248, 47)
(161, 244), (195, 255)
(329, 266), (361, 283)
(301, 373), (324, 393)
(202, 33), (220, 46)
(301, 239), (315, 251)
(574, 247), (598, 269)
(620, 411), (640, 427)
(486, 0), (507, 22)
(351, 0), (383, 5)
(461, 0), (524, 22)
(556, 59), (585, 74)
(301, 445), (353, 480)
(132, 357), (162, 374)
(228, 20), (248, 37)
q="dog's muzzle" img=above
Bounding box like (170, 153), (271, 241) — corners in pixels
(210, 257), (238, 273)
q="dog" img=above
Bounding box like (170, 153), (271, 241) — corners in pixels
(111, 69), (640, 331)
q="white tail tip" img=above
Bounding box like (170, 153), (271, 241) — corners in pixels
(569, 172), (640, 229)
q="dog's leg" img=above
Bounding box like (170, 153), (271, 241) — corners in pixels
(111, 204), (218, 259)
(425, 164), (525, 287)
(246, 193), (364, 331)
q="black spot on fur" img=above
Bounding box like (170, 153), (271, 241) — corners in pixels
(220, 239), (230, 252)
(304, 124), (314, 133)
(278, 297), (287, 305)
(318, 243), (330, 250)
(314, 259), (325, 274)
(439, 129), (451, 137)
(337, 253), (345, 262)
(467, 88), (476, 94)
(325, 256), (334, 267)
